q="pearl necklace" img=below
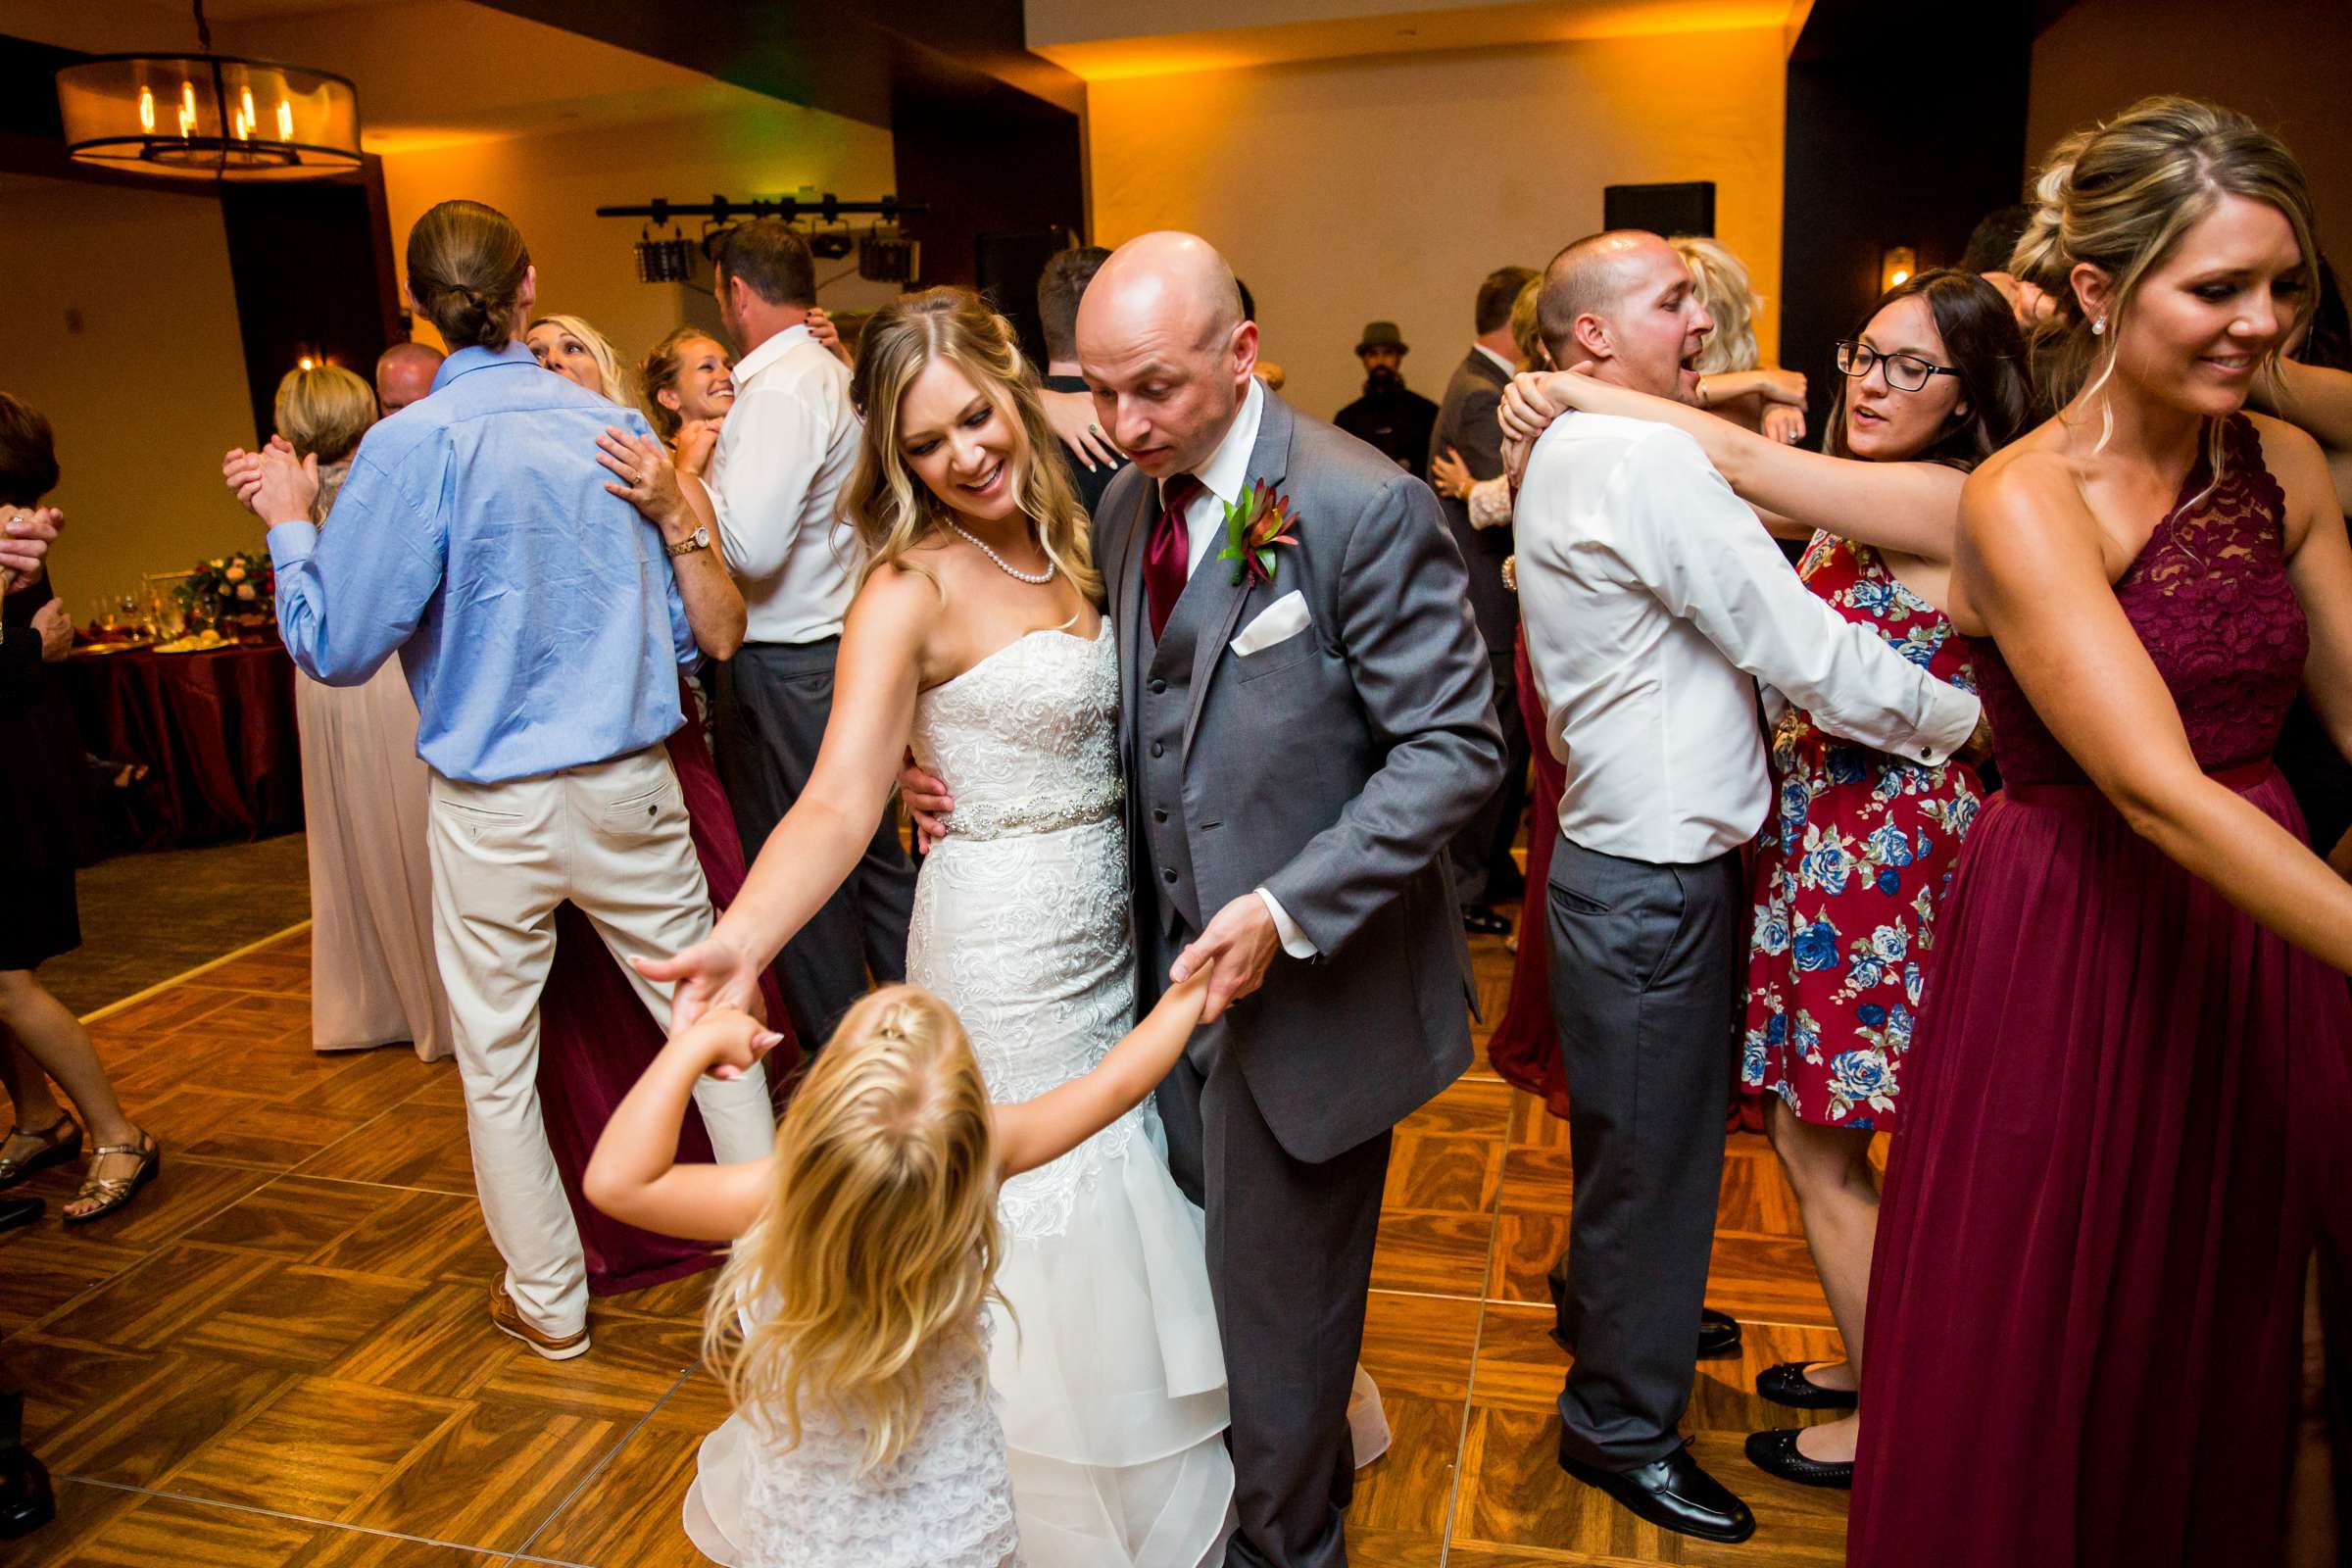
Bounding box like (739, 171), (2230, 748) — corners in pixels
(945, 517), (1056, 585)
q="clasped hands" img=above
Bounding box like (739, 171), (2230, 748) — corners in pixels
(1, 504), (64, 588)
(896, 756), (1277, 1021)
(220, 435), (320, 523)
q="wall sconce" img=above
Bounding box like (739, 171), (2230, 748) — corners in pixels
(1881, 246), (1918, 292)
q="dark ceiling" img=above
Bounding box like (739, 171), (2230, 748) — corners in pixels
(474, 0), (1084, 127)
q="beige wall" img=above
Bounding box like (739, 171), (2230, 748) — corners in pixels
(378, 103), (902, 398)
(2028, 0), (2352, 267)
(1084, 26), (1786, 420)
(0, 175), (261, 612)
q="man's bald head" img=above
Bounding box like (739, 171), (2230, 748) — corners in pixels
(1080, 231), (1246, 357)
(374, 340), (444, 416)
(1536, 230), (1712, 401)
(1074, 231), (1259, 478)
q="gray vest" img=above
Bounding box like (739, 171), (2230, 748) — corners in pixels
(1131, 557), (1221, 940)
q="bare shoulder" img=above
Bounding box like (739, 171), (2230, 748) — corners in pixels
(1960, 435), (2082, 549)
(847, 559), (943, 636)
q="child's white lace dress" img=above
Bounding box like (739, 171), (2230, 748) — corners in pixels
(683, 1320), (1020, 1568)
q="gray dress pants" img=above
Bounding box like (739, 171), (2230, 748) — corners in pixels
(1148, 908), (1391, 1568)
(1544, 832), (1742, 1469)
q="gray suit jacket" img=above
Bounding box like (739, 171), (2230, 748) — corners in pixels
(1098, 391), (1505, 1163)
(1429, 349), (1516, 657)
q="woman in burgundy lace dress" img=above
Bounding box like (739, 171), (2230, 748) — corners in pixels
(1849, 98), (2352, 1566)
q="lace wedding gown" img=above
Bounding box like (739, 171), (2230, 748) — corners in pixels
(685, 619), (1235, 1568)
(913, 618), (1234, 1567)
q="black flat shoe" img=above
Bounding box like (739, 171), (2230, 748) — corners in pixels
(1743, 1427), (1853, 1490)
(1755, 1360), (1859, 1410)
(1696, 1307), (1742, 1359)
(0, 1197), (39, 1235)
(1558, 1433), (1755, 1544)
(1462, 907), (1510, 937)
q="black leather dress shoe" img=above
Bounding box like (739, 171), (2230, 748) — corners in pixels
(1558, 1433), (1755, 1544)
(1755, 1359), (1858, 1410)
(1743, 1427), (1853, 1490)
(0, 1197), (40, 1234)
(1462, 906), (1510, 937)
(1696, 1307), (1741, 1359)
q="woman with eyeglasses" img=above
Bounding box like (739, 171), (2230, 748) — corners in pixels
(1500, 267), (2032, 1489)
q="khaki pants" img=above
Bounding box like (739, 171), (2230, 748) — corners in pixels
(426, 744), (773, 1335)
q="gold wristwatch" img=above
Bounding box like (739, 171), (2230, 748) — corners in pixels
(665, 526), (711, 559)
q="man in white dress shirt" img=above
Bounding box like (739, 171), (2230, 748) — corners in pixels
(704, 219), (914, 1047)
(1513, 231), (1983, 1544)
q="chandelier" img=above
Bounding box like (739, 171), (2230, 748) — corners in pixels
(52, 1), (361, 181)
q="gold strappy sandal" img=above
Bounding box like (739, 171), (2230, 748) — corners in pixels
(62, 1130), (159, 1226)
(0, 1115), (81, 1192)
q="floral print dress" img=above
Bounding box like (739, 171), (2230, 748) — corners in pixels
(1741, 535), (1983, 1131)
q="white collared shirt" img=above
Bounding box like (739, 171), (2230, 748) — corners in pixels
(1149, 376), (1312, 956)
(1474, 343), (1516, 378)
(704, 322), (861, 645)
(1516, 412), (1981, 865)
(1158, 373), (1265, 580)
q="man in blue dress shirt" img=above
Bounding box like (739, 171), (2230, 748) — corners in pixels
(247, 200), (774, 1360)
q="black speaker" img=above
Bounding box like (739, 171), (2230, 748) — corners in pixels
(975, 227), (1074, 372)
(1602, 181), (1716, 238)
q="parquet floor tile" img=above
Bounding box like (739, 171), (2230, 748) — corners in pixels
(1371, 1209), (1494, 1297)
(337, 1396), (624, 1551)
(297, 1101), (475, 1196)
(1, 913), (1864, 1563)
(161, 1376), (467, 1517)
(520, 1419), (706, 1568)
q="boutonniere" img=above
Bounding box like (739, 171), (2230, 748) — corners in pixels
(1216, 479), (1302, 587)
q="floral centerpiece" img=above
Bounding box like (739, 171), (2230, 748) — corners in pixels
(177, 552), (277, 639)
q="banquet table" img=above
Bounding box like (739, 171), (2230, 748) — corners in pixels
(62, 642), (304, 849)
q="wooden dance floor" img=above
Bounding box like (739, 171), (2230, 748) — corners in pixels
(1, 922), (1853, 1566)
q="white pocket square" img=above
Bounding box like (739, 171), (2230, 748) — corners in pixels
(1230, 591), (1311, 658)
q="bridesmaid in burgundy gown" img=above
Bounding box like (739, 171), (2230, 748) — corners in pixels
(1851, 98), (2352, 1566)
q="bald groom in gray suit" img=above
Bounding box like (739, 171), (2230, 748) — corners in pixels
(1085, 235), (1504, 1567)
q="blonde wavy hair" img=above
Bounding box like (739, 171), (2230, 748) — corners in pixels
(842, 287), (1101, 602)
(704, 985), (1003, 1473)
(1507, 276), (1549, 371)
(1672, 235), (1763, 376)
(272, 364), (375, 464)
(525, 314), (632, 408)
(2015, 95), (2318, 445)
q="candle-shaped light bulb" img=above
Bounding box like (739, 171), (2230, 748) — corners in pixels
(276, 99), (293, 141)
(138, 85), (156, 133)
(178, 80), (197, 137)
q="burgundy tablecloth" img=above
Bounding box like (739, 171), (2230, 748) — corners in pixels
(62, 643), (303, 848)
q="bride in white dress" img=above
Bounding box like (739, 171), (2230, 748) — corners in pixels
(648, 287), (1233, 1567)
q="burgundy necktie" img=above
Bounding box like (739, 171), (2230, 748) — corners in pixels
(1145, 474), (1201, 641)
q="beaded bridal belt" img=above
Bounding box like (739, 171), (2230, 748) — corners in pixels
(935, 776), (1124, 842)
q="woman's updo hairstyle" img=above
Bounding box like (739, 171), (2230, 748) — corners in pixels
(2014, 96), (2319, 420)
(406, 200), (531, 353)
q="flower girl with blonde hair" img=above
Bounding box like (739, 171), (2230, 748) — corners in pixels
(584, 970), (1209, 1568)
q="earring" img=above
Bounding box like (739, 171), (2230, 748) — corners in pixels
(2091, 317), (2106, 336)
